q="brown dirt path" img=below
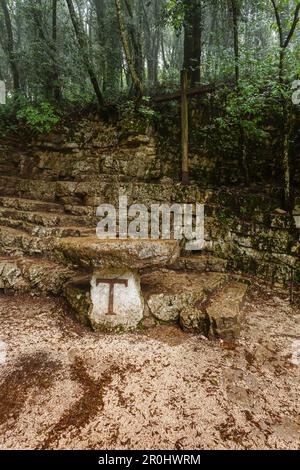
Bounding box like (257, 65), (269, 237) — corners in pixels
(0, 286), (299, 450)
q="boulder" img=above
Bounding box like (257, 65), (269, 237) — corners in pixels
(206, 282), (248, 340)
(178, 280), (248, 339)
(0, 256), (73, 294)
(142, 270), (227, 323)
(180, 307), (208, 334)
(148, 292), (198, 323)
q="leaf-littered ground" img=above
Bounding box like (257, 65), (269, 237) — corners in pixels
(0, 285), (299, 450)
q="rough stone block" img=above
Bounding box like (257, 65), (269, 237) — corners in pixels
(90, 269), (144, 331)
(143, 270), (227, 324)
(206, 282), (248, 340)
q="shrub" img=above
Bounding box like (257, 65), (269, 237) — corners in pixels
(16, 101), (60, 134)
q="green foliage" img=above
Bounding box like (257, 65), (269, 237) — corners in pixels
(162, 0), (185, 32)
(216, 210), (229, 225)
(0, 93), (25, 138)
(118, 100), (160, 134)
(63, 83), (95, 105)
(211, 78), (293, 150)
(16, 101), (60, 134)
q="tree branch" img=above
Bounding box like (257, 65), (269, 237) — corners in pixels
(283, 3), (300, 48)
(271, 0), (284, 47)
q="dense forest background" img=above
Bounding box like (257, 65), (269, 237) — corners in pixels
(0, 0), (300, 206)
(1, 0), (299, 103)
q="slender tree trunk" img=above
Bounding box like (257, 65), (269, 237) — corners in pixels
(152, 35), (159, 86)
(282, 105), (291, 210)
(229, 0), (248, 181)
(52, 0), (61, 101)
(183, 0), (202, 85)
(271, 0), (300, 209)
(279, 47), (285, 84)
(95, 0), (123, 96)
(30, 1), (60, 100)
(66, 0), (104, 108)
(115, 0), (143, 102)
(230, 0), (240, 86)
(0, 0), (20, 91)
(94, 0), (106, 90)
(124, 0), (143, 86)
(271, 0), (300, 82)
(161, 33), (169, 71)
(146, 0), (160, 87)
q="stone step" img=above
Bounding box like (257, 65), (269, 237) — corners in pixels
(0, 255), (75, 294)
(0, 175), (210, 208)
(64, 204), (97, 217)
(0, 207), (97, 228)
(0, 226), (57, 257)
(0, 176), (110, 203)
(0, 176), (56, 200)
(0, 196), (64, 213)
(0, 218), (95, 237)
(0, 162), (18, 175)
(171, 253), (228, 273)
(0, 225), (94, 257)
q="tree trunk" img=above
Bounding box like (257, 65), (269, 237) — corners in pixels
(0, 0), (20, 91)
(281, 100), (294, 210)
(115, 0), (143, 102)
(271, 0), (300, 209)
(183, 0), (202, 85)
(271, 0), (300, 82)
(66, 0), (104, 108)
(229, 0), (248, 180)
(124, 0), (143, 86)
(94, 0), (122, 95)
(230, 0), (240, 86)
(279, 47), (285, 84)
(52, 0), (61, 101)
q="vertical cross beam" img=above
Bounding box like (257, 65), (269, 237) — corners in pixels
(181, 69), (190, 185)
(96, 278), (128, 315)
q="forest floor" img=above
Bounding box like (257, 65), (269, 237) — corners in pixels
(0, 285), (299, 450)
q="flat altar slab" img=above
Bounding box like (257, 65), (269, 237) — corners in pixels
(58, 237), (180, 270)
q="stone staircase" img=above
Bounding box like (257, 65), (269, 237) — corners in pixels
(0, 115), (298, 335)
(0, 256), (73, 294)
(0, 127), (104, 293)
(0, 180), (98, 292)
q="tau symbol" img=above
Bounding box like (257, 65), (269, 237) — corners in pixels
(96, 278), (128, 315)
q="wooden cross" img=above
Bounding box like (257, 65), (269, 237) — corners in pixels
(96, 278), (128, 316)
